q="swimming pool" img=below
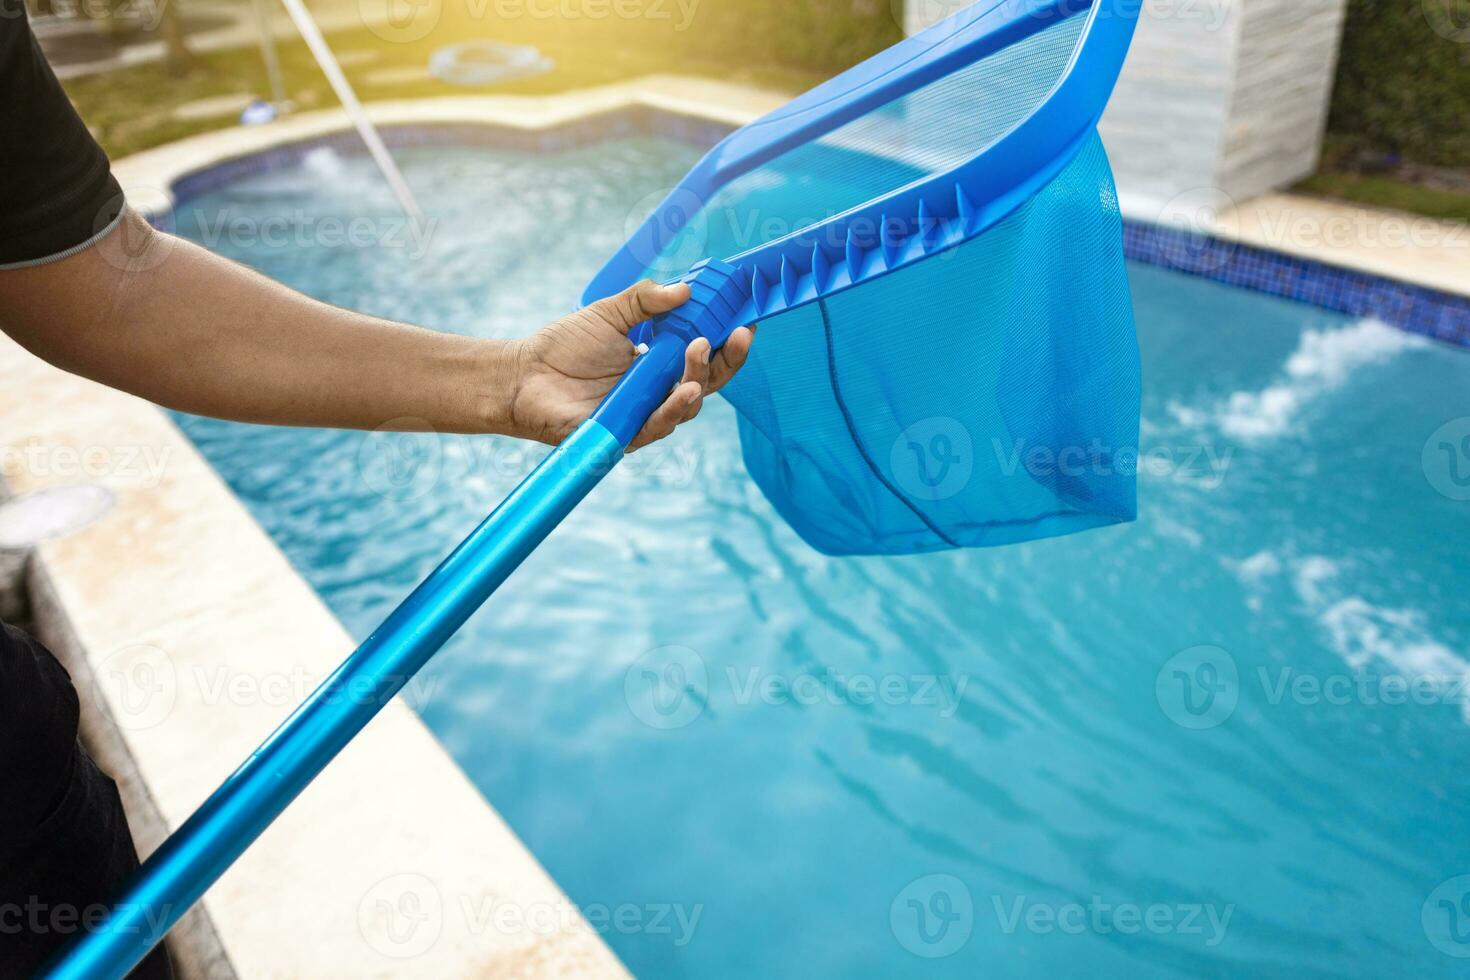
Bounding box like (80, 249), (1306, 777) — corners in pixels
(172, 135), (1470, 977)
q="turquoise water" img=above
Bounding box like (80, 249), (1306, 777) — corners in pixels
(173, 139), (1470, 977)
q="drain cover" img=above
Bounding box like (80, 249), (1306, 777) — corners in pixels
(0, 485), (116, 549)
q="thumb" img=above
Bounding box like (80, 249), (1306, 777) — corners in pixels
(590, 278), (690, 336)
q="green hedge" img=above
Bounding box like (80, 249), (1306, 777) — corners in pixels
(1327, 0), (1470, 167)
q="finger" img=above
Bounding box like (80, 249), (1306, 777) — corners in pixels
(707, 325), (755, 393)
(591, 279), (691, 335)
(681, 389), (705, 423)
(629, 381), (701, 451)
(684, 337), (711, 392)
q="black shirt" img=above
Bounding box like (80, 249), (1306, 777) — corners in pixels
(0, 0), (124, 267)
(1, 11), (171, 977)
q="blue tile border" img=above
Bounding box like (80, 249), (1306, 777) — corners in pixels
(157, 109), (1470, 349)
(1120, 220), (1470, 349)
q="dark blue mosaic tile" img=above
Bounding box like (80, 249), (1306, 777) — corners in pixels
(1122, 218), (1470, 349)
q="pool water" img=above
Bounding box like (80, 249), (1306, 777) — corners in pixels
(174, 138), (1470, 978)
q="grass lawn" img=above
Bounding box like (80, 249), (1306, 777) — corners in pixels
(1293, 136), (1470, 225)
(1294, 170), (1470, 226)
(60, 5), (891, 159)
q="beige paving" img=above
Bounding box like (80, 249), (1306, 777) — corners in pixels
(1213, 192), (1470, 298)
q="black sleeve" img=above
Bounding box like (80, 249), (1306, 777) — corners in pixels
(0, 0), (125, 268)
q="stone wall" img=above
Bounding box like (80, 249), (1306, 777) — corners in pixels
(901, 0), (1349, 217)
(1098, 0), (1348, 215)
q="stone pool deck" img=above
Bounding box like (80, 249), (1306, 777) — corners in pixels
(2, 73), (1466, 978)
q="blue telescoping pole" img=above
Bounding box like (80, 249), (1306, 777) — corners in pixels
(45, 260), (748, 979)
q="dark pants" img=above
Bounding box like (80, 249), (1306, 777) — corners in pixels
(0, 622), (172, 979)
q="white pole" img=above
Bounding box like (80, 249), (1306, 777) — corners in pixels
(275, 0), (426, 227)
(251, 0), (287, 107)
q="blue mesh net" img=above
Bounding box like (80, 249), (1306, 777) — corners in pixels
(645, 9), (1139, 556)
(721, 134), (1137, 555)
(644, 11), (1088, 281)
